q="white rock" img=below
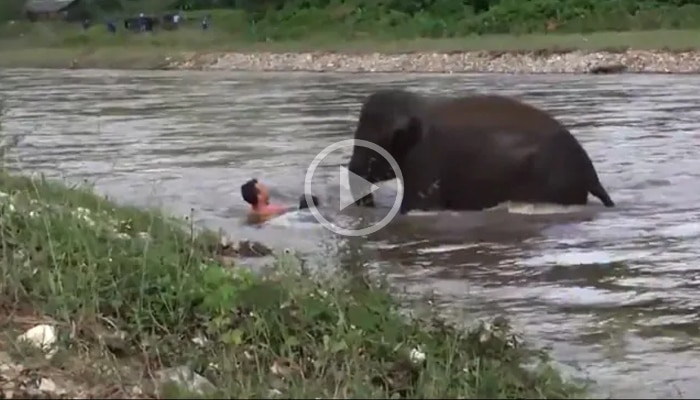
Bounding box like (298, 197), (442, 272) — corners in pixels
(479, 331), (491, 343)
(17, 324), (57, 353)
(191, 335), (207, 347)
(409, 347), (426, 364)
(38, 377), (61, 394)
(154, 366), (215, 396)
(131, 386), (143, 396)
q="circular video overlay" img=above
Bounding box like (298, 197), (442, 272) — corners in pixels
(304, 139), (404, 237)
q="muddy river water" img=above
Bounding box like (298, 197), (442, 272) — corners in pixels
(2, 68), (700, 398)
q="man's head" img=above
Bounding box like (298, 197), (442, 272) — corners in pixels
(241, 178), (270, 207)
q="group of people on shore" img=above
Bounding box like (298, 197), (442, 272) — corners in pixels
(80, 12), (211, 35)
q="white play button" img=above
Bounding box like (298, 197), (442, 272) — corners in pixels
(339, 166), (380, 211)
(304, 139), (404, 237)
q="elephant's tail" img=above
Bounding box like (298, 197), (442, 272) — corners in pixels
(589, 182), (615, 207)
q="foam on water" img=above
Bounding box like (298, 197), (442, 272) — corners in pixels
(539, 287), (662, 308)
(5, 69), (700, 399)
(264, 210), (322, 230)
(416, 244), (479, 254)
(657, 222), (700, 239)
(402, 202), (588, 217)
(521, 249), (655, 267)
(500, 201), (588, 215)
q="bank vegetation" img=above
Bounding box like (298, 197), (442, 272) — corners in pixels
(3, 0), (700, 50)
(0, 111), (584, 397)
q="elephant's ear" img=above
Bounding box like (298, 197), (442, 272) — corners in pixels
(391, 116), (423, 157)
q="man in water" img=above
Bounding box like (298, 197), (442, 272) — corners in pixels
(241, 178), (320, 225)
(241, 178), (294, 224)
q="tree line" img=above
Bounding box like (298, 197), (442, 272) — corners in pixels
(3, 0), (700, 37)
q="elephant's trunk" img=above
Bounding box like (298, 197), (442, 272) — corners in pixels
(347, 159), (376, 208)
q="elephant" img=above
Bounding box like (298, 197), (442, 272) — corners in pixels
(346, 89), (615, 214)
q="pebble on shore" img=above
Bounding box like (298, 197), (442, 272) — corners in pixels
(167, 49), (700, 74)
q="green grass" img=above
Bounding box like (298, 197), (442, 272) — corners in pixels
(0, 169), (586, 397)
(10, 24), (700, 52)
(3, 11), (700, 70)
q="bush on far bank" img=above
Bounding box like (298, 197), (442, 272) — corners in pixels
(255, 0), (700, 39)
(4, 0), (700, 43)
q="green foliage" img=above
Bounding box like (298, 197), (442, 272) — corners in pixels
(0, 171), (585, 397)
(3, 0), (700, 39)
(181, 0), (700, 39)
(0, 0), (25, 21)
(170, 0), (700, 36)
(0, 100), (582, 396)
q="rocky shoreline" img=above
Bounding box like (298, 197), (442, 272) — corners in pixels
(164, 49), (700, 74)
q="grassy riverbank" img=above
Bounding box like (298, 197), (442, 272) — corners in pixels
(4, 8), (700, 70)
(0, 169), (585, 398)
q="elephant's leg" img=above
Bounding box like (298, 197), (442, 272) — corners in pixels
(529, 134), (591, 206)
(540, 178), (589, 205)
(442, 177), (512, 210)
(396, 153), (443, 213)
(438, 156), (514, 211)
(348, 174), (376, 207)
(399, 176), (444, 213)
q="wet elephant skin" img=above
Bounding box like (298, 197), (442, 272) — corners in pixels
(346, 89), (615, 214)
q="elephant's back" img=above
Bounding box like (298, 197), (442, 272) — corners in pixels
(429, 94), (564, 136)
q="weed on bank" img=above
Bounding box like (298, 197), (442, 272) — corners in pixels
(0, 172), (584, 398)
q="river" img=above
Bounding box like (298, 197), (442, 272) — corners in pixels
(2, 68), (700, 398)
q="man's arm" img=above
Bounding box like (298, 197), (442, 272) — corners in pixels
(266, 204), (295, 216)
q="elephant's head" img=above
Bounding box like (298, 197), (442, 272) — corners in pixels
(347, 90), (426, 206)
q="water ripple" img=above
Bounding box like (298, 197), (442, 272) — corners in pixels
(2, 68), (700, 398)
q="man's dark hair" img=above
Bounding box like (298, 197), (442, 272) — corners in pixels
(241, 178), (259, 205)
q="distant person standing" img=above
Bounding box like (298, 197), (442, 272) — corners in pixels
(106, 20), (116, 34)
(201, 14), (209, 30)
